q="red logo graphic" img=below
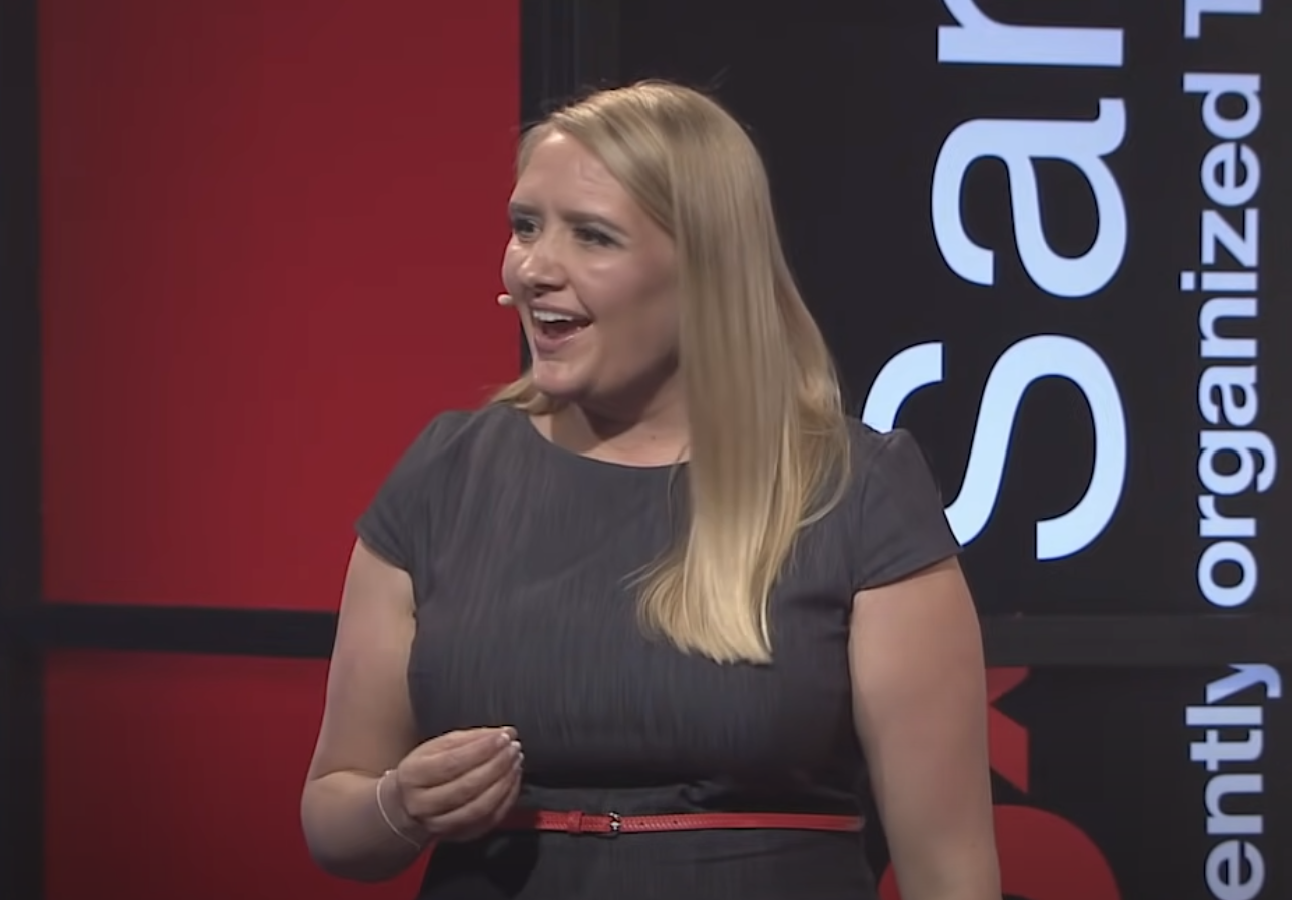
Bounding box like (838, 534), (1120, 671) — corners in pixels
(879, 668), (1121, 900)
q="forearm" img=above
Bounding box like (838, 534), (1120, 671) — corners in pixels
(884, 815), (1000, 900)
(300, 769), (432, 882)
(909, 884), (1001, 900)
(891, 852), (1001, 900)
(893, 876), (1000, 900)
(915, 888), (1001, 900)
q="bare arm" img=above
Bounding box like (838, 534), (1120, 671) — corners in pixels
(850, 557), (1001, 900)
(300, 538), (428, 881)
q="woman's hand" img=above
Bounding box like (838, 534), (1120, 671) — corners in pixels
(386, 727), (523, 843)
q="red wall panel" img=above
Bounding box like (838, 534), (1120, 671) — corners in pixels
(39, 0), (521, 609)
(44, 651), (420, 899)
(41, 0), (520, 896)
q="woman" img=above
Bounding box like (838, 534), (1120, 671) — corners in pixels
(301, 80), (1001, 900)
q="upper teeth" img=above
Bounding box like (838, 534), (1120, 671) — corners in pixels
(533, 310), (578, 323)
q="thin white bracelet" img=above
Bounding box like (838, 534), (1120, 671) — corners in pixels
(376, 769), (425, 850)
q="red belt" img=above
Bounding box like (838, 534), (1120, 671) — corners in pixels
(498, 809), (864, 836)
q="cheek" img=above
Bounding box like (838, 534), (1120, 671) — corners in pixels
(500, 241), (525, 292)
(596, 288), (679, 356)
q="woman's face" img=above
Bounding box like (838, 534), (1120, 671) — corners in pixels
(502, 131), (680, 412)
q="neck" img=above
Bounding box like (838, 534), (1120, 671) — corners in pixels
(552, 377), (689, 467)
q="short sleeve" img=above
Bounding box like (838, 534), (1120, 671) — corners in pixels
(354, 411), (466, 571)
(852, 427), (961, 591)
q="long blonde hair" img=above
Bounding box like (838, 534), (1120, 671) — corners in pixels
(494, 81), (851, 664)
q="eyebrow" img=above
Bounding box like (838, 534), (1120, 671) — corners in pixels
(508, 202), (626, 236)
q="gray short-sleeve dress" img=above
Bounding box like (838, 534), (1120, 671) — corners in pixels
(355, 402), (960, 900)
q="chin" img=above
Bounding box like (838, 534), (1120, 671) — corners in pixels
(529, 363), (589, 402)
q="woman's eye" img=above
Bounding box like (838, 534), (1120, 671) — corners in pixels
(511, 218), (539, 239)
(574, 226), (615, 247)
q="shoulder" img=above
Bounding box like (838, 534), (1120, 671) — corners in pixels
(361, 403), (526, 516)
(845, 418), (942, 500)
(391, 403), (521, 473)
(839, 418), (960, 591)
(354, 404), (525, 570)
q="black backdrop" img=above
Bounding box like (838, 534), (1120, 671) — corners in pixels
(613, 0), (1291, 621)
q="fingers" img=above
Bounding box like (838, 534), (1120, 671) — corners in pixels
(494, 768), (523, 821)
(428, 756), (523, 841)
(419, 737), (521, 812)
(397, 729), (523, 830)
(403, 728), (515, 786)
(429, 726), (517, 750)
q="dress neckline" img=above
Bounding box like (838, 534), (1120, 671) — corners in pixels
(501, 404), (688, 475)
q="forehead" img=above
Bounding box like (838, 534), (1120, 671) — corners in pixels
(511, 132), (627, 206)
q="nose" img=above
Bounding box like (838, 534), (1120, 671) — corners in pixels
(515, 231), (568, 295)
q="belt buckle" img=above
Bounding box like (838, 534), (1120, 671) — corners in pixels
(600, 811), (622, 838)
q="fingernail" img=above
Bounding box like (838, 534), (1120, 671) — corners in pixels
(510, 740), (522, 753)
(497, 731), (511, 747)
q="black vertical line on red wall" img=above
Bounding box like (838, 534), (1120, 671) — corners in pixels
(0, 0), (43, 896)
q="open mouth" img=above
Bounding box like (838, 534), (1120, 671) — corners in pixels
(531, 309), (592, 341)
